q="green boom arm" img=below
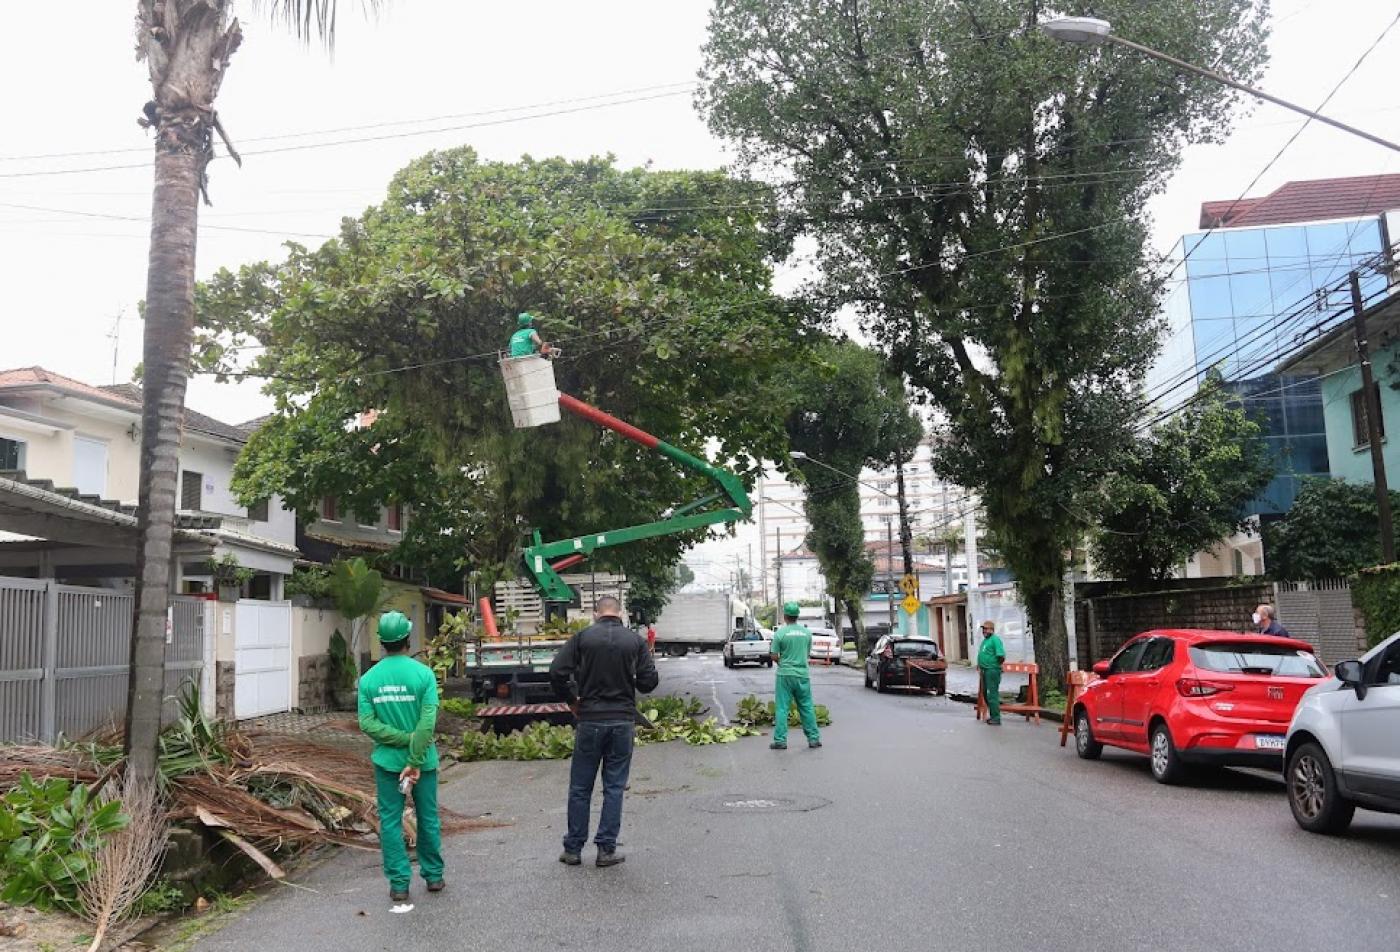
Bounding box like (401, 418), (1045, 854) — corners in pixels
(521, 394), (752, 603)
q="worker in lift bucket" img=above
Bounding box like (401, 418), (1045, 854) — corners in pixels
(508, 312), (556, 358)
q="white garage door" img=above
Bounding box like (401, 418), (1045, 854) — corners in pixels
(234, 601), (292, 718)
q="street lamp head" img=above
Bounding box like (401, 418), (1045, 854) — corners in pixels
(788, 451), (809, 461)
(1040, 16), (1112, 45)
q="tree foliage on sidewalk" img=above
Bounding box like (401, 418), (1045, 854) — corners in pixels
(698, 0), (1270, 682)
(783, 340), (922, 656)
(196, 151), (809, 589)
(1263, 479), (1400, 581)
(1092, 380), (1273, 585)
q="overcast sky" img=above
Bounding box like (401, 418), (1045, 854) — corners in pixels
(3, 0), (1397, 580)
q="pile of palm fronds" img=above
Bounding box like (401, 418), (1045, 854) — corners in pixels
(0, 687), (498, 881)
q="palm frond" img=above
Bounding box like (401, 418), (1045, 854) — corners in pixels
(253, 0), (383, 47)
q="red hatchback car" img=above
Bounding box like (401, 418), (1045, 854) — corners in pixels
(1072, 629), (1328, 784)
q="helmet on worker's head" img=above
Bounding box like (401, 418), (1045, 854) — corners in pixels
(378, 610), (413, 644)
(782, 601), (801, 620)
(517, 312), (535, 328)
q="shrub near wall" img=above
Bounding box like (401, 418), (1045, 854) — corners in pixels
(1352, 564), (1400, 648)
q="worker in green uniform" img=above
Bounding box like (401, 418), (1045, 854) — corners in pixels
(769, 601), (822, 750)
(508, 312), (555, 357)
(977, 618), (1006, 726)
(357, 610), (444, 906)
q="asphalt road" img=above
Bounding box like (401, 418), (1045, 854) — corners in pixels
(191, 654), (1400, 952)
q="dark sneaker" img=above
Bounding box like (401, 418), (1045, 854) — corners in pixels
(390, 888), (410, 903)
(770, 741), (787, 750)
(985, 719), (1002, 727)
(596, 849), (626, 868)
(808, 740), (823, 749)
(426, 880), (445, 893)
(559, 851), (582, 866)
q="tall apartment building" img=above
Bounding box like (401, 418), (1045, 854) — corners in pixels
(1147, 174), (1400, 574)
(753, 436), (976, 601)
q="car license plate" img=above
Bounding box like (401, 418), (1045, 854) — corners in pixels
(1254, 735), (1286, 750)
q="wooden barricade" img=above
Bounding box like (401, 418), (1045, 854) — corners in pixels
(1059, 669), (1097, 747)
(976, 661), (1041, 725)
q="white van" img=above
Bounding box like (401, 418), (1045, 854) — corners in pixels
(1285, 632), (1400, 834)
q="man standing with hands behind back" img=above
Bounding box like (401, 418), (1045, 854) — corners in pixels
(978, 619), (1007, 727)
(358, 610), (444, 909)
(550, 595), (659, 868)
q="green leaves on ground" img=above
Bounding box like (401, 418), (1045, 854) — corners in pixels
(734, 695), (832, 729)
(1091, 378), (1273, 585)
(439, 698), (479, 721)
(458, 722), (576, 762)
(0, 774), (128, 913)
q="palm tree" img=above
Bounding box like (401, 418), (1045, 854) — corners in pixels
(126, 1), (378, 785)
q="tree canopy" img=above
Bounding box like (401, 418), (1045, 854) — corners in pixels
(197, 150), (812, 591)
(784, 339), (922, 654)
(698, 0), (1270, 679)
(1091, 381), (1273, 585)
(1264, 479), (1400, 581)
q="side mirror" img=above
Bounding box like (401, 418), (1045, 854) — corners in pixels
(1092, 660), (1111, 677)
(1334, 659), (1368, 700)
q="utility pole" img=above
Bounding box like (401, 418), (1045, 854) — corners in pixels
(774, 526), (783, 609)
(885, 517), (896, 632)
(895, 455), (914, 579)
(1351, 271), (1396, 563)
(941, 483), (953, 597)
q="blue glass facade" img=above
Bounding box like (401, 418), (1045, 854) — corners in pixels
(1153, 216), (1387, 515)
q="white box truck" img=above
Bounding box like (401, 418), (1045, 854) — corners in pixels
(653, 592), (747, 656)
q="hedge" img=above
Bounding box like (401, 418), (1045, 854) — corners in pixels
(1351, 563), (1400, 648)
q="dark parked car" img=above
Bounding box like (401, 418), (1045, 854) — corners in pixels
(865, 636), (947, 695)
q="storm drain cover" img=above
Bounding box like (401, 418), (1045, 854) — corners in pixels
(695, 794), (832, 814)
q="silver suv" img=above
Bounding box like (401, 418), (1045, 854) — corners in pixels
(1285, 631), (1400, 834)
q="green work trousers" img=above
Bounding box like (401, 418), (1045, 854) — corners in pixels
(981, 665), (1003, 723)
(773, 674), (820, 745)
(374, 766), (444, 892)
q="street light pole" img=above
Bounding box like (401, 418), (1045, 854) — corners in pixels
(1040, 17), (1400, 155)
(885, 517), (896, 633)
(1349, 271), (1397, 562)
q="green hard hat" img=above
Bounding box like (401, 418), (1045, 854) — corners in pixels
(782, 601), (801, 618)
(378, 610), (413, 643)
(517, 312), (535, 328)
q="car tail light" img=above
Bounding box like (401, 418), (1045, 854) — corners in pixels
(1176, 678), (1235, 698)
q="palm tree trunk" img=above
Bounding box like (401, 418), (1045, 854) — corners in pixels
(126, 1), (241, 785)
(125, 146), (201, 782)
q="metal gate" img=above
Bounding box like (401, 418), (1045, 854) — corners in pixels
(234, 601), (292, 718)
(0, 576), (206, 744)
(1274, 579), (1365, 665)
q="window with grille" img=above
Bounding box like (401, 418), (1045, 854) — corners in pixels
(321, 496), (338, 521)
(247, 498), (269, 522)
(0, 437), (23, 471)
(1350, 385), (1385, 448)
(387, 503), (403, 531)
(180, 470), (202, 511)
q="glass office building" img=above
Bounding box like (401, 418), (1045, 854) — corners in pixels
(1149, 215), (1389, 515)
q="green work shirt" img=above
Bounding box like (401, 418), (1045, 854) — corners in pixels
(770, 623), (813, 678)
(508, 327), (539, 357)
(977, 632), (1005, 670)
(357, 655), (440, 773)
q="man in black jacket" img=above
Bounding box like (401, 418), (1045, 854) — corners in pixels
(549, 595), (659, 868)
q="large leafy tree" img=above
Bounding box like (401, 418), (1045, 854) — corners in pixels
(198, 152), (807, 598)
(127, 0), (381, 785)
(698, 0), (1269, 681)
(1264, 479), (1400, 581)
(785, 340), (922, 656)
(1091, 381), (1273, 585)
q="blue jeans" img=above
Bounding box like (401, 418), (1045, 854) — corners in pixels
(565, 720), (635, 853)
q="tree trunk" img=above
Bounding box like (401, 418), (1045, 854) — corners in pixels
(1025, 585), (1068, 694)
(126, 2), (241, 785)
(846, 597), (869, 659)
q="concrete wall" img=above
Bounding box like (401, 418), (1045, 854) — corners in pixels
(1320, 337), (1400, 486)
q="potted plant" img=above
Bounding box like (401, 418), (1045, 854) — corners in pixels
(208, 553), (254, 601)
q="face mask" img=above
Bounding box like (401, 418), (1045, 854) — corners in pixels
(1251, 613), (1262, 626)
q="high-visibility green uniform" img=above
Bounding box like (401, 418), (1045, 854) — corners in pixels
(770, 623), (820, 745)
(358, 654), (443, 891)
(977, 631), (1006, 723)
(508, 327), (540, 357)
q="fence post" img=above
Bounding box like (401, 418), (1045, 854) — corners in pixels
(39, 580), (58, 745)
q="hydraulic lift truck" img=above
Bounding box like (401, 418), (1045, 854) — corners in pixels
(469, 353), (752, 726)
